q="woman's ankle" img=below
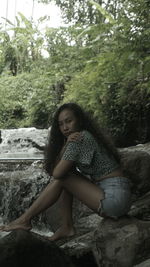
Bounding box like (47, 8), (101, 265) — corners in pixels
(15, 215), (31, 225)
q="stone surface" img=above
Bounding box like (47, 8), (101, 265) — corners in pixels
(56, 215), (150, 267)
(93, 217), (150, 267)
(1, 215), (150, 267)
(120, 142), (150, 155)
(134, 259), (150, 267)
(1, 128), (150, 267)
(121, 150), (150, 197)
(0, 230), (74, 267)
(128, 191), (150, 220)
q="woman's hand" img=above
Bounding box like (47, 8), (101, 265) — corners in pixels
(66, 132), (83, 143)
(53, 132), (83, 179)
(59, 132), (82, 159)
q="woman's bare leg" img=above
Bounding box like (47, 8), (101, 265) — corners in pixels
(61, 190), (74, 227)
(0, 173), (104, 234)
(62, 173), (104, 212)
(49, 190), (75, 241)
(48, 174), (104, 240)
(0, 179), (63, 231)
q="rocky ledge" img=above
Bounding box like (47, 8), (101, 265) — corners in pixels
(0, 128), (150, 266)
(1, 215), (150, 267)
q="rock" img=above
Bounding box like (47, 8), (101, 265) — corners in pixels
(58, 215), (150, 267)
(121, 151), (150, 197)
(53, 215), (150, 267)
(93, 217), (150, 267)
(0, 229), (74, 267)
(134, 259), (150, 267)
(120, 142), (150, 156)
(128, 191), (150, 220)
(119, 150), (150, 220)
(1, 215), (150, 267)
(1, 128), (150, 267)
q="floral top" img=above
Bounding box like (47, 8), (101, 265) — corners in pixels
(62, 130), (119, 181)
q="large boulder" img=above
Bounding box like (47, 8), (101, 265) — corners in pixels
(0, 230), (74, 267)
(1, 128), (150, 266)
(93, 217), (150, 267)
(1, 215), (150, 267)
(58, 215), (150, 267)
(134, 259), (150, 267)
(121, 150), (150, 197)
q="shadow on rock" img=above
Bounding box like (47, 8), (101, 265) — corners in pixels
(0, 229), (75, 267)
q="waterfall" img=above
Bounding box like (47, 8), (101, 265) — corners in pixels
(0, 128), (53, 238)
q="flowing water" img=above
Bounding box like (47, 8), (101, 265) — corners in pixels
(0, 128), (54, 238)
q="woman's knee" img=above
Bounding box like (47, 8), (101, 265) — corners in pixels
(49, 177), (63, 188)
(53, 173), (78, 189)
(54, 172), (90, 191)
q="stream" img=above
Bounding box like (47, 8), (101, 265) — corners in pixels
(0, 128), (54, 239)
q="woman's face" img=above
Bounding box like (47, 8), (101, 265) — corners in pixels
(58, 109), (80, 137)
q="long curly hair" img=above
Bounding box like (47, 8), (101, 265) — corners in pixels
(44, 102), (121, 175)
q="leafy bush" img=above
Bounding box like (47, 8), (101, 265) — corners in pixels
(0, 72), (64, 128)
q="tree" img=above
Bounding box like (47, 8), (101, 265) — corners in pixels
(1, 13), (46, 74)
(36, 0), (103, 24)
(0, 0), (150, 146)
(62, 0), (150, 146)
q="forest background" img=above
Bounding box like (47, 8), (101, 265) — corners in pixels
(0, 0), (150, 147)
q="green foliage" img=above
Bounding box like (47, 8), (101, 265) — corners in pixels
(0, 75), (27, 128)
(63, 0), (150, 146)
(37, 0), (103, 24)
(0, 13), (45, 75)
(45, 25), (94, 77)
(0, 71), (64, 128)
(0, 0), (150, 146)
(89, 0), (116, 24)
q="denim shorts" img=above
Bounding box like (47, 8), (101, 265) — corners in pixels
(96, 177), (131, 218)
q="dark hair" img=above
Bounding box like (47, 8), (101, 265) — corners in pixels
(44, 103), (120, 174)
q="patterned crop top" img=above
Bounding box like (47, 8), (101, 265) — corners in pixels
(61, 130), (119, 181)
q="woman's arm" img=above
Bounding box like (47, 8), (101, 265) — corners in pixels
(52, 159), (74, 179)
(52, 132), (82, 179)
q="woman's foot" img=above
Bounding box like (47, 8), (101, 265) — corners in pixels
(0, 217), (32, 232)
(47, 225), (75, 241)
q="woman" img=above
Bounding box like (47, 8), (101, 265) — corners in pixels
(0, 103), (131, 241)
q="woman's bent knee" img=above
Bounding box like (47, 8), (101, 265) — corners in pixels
(49, 177), (63, 187)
